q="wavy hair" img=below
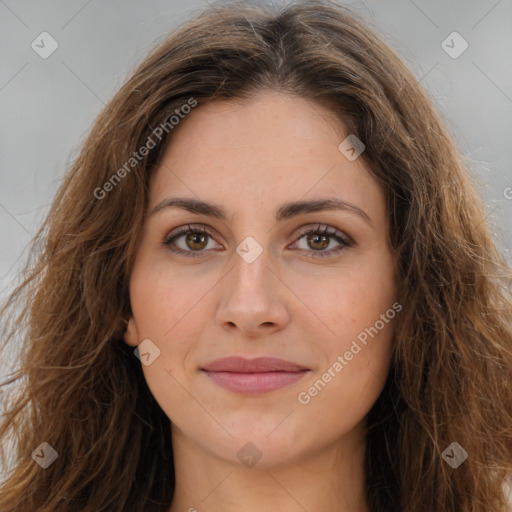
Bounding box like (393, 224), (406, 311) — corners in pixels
(1, 1), (511, 511)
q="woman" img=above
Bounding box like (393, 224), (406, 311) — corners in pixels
(1, 1), (511, 511)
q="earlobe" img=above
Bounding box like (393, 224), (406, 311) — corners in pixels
(123, 317), (139, 347)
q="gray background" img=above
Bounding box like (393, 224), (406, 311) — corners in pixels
(1, 1), (511, 373)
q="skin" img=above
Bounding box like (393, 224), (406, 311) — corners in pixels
(124, 90), (398, 512)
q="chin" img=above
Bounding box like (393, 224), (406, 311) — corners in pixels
(217, 425), (316, 468)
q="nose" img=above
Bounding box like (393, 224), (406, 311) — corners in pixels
(215, 248), (290, 338)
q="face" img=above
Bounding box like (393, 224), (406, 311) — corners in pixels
(124, 90), (398, 468)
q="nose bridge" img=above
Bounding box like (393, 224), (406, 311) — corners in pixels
(216, 237), (289, 334)
(230, 242), (273, 303)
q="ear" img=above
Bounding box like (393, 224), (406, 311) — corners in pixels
(123, 315), (140, 347)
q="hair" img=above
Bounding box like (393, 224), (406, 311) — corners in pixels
(1, 1), (511, 510)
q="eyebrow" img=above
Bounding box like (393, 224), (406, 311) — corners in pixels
(150, 196), (372, 225)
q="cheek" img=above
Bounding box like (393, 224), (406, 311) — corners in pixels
(128, 256), (217, 412)
(292, 252), (397, 405)
(294, 311), (395, 444)
(292, 253), (397, 349)
(129, 254), (214, 340)
(129, 266), (202, 425)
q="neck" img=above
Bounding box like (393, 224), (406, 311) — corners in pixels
(168, 423), (370, 512)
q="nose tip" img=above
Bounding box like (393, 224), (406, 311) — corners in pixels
(216, 255), (289, 337)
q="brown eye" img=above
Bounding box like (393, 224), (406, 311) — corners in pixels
(306, 232), (330, 251)
(163, 225), (221, 257)
(292, 224), (352, 258)
(183, 232), (208, 251)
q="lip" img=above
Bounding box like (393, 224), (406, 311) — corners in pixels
(202, 356), (309, 373)
(201, 356), (310, 394)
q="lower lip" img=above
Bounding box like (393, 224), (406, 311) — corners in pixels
(202, 370), (309, 394)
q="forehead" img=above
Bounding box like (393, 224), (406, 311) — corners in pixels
(165, 91), (347, 157)
(149, 91), (383, 220)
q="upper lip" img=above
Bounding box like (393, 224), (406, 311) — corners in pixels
(201, 356), (309, 373)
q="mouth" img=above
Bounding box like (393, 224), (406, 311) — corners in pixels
(200, 356), (310, 395)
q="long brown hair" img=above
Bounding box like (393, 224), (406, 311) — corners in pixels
(1, 1), (511, 510)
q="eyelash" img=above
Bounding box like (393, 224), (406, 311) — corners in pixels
(162, 223), (353, 259)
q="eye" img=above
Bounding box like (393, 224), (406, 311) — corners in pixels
(162, 223), (353, 258)
(162, 224), (221, 258)
(290, 224), (352, 258)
